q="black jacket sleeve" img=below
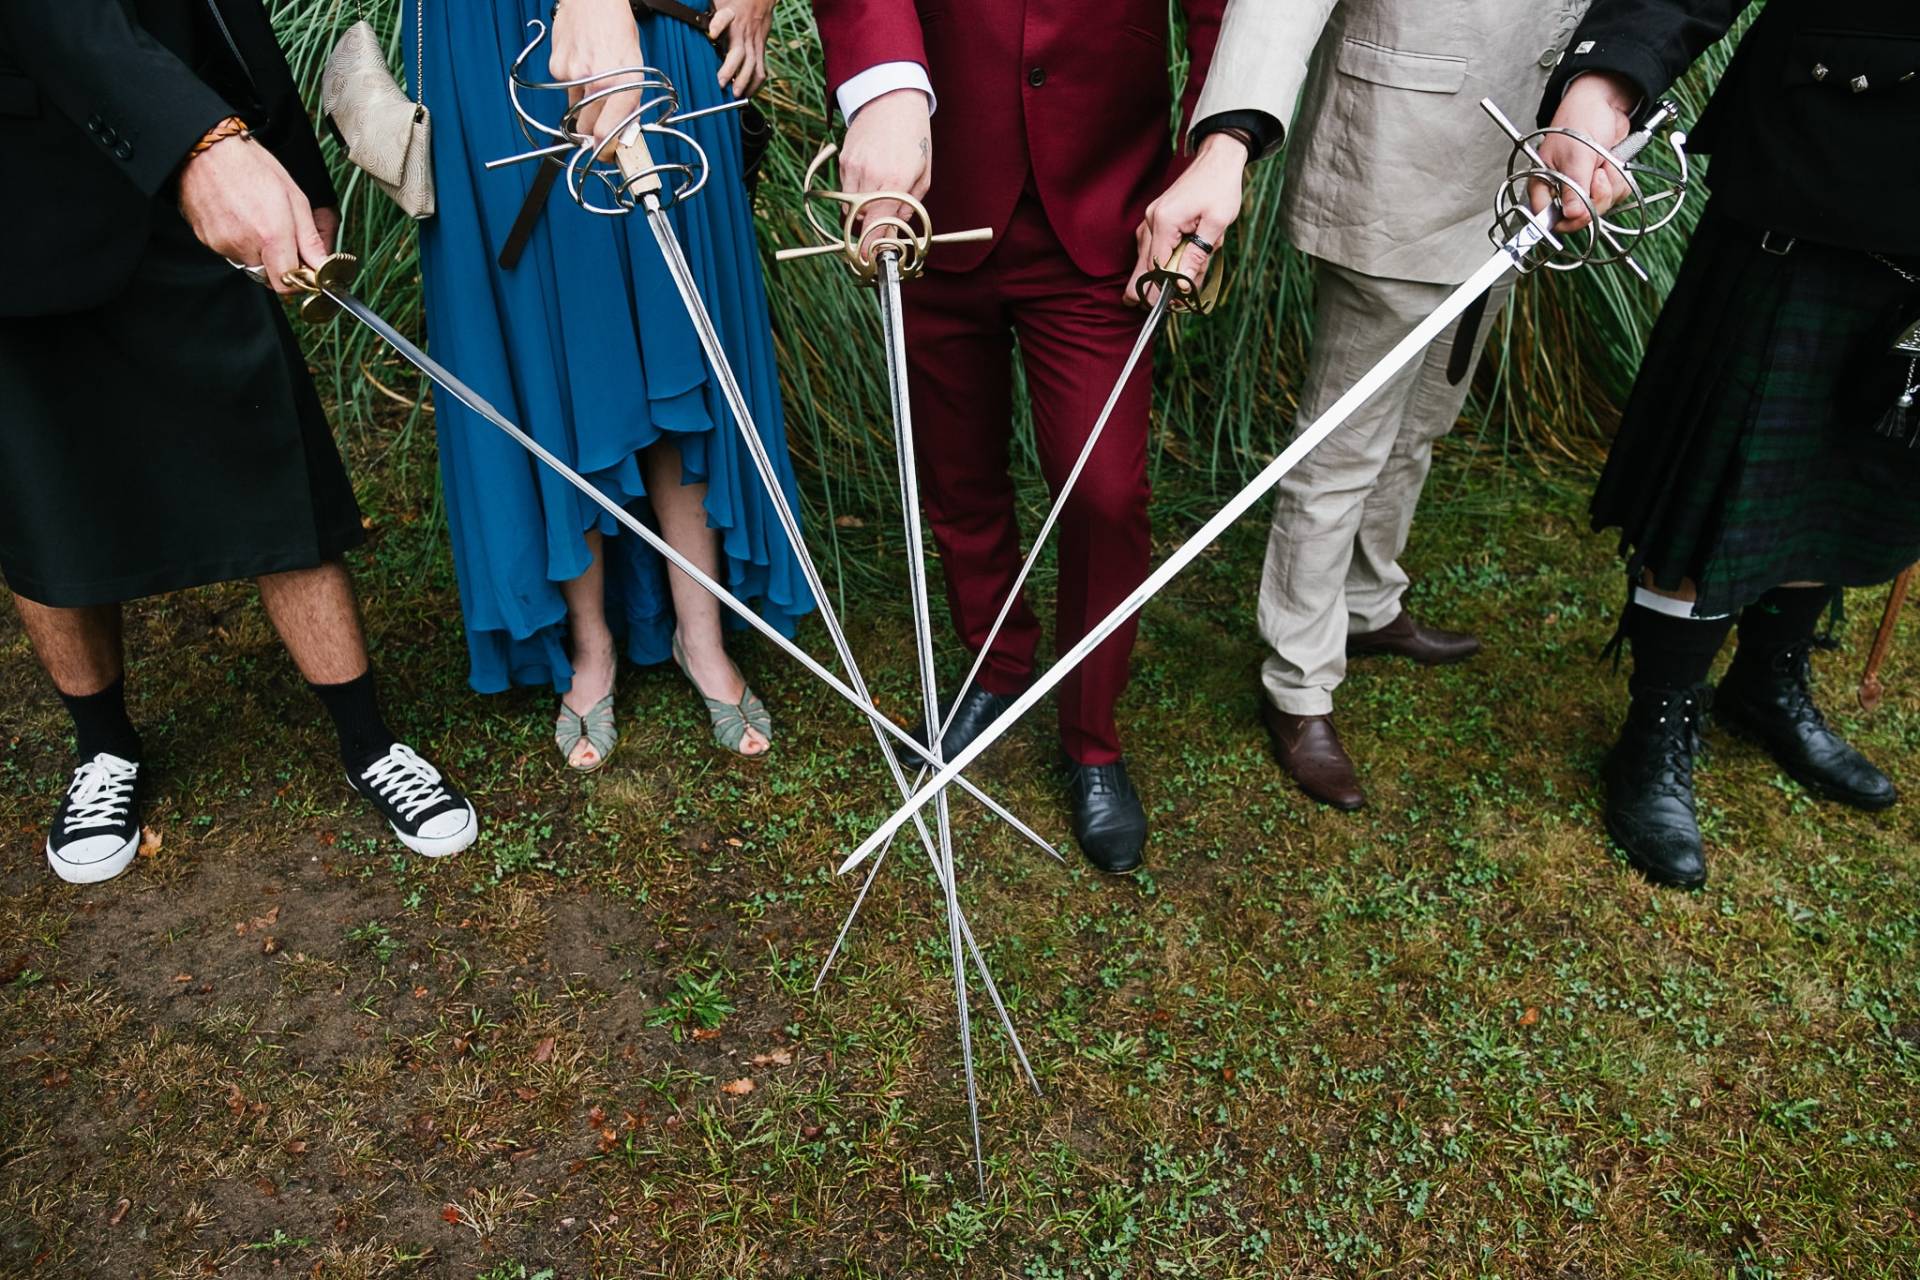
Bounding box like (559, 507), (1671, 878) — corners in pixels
(1540, 0), (1758, 124)
(0, 0), (236, 197)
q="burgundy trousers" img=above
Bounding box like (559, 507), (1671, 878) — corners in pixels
(901, 184), (1153, 765)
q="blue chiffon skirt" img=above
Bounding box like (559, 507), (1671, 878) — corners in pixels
(411, 0), (812, 694)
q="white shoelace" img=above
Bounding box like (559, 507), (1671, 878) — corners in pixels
(64, 755), (139, 833)
(360, 744), (452, 822)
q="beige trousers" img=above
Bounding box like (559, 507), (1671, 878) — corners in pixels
(1258, 259), (1510, 717)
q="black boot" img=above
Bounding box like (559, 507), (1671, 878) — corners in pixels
(1603, 686), (1709, 889)
(1065, 758), (1148, 874)
(894, 686), (1021, 769)
(1717, 642), (1896, 811)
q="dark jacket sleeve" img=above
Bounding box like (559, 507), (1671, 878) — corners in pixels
(0, 0), (235, 197)
(1540, 0), (1758, 123)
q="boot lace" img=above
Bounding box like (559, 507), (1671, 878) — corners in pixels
(1633, 689), (1704, 794)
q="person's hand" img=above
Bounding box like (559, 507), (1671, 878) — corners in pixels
(313, 205), (341, 255)
(838, 87), (932, 255)
(1531, 72), (1638, 233)
(1125, 131), (1247, 307)
(551, 0), (647, 154)
(708, 0), (774, 99)
(177, 135), (330, 295)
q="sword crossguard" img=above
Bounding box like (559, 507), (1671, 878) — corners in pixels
(485, 19), (745, 214)
(1483, 97), (1691, 281)
(1130, 234), (1222, 316)
(236, 252), (361, 324)
(772, 143), (992, 284)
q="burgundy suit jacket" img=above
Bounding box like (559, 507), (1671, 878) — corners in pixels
(812, 0), (1226, 278)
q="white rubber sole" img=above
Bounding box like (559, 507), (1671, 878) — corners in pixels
(388, 802), (478, 859)
(45, 832), (140, 885)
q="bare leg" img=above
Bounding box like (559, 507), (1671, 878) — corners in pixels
(644, 440), (767, 756)
(255, 561), (370, 685)
(11, 594), (124, 697)
(558, 530), (618, 769)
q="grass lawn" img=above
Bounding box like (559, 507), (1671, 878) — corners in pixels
(2, 400), (1917, 1278)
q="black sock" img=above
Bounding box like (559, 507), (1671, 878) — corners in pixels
(59, 676), (142, 762)
(1735, 585), (1836, 656)
(308, 671), (397, 773)
(1625, 604), (1734, 698)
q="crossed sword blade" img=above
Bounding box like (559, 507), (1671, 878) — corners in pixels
(840, 109), (1672, 874)
(254, 229), (1047, 1111)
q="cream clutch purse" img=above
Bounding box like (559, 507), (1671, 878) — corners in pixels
(321, 15), (434, 220)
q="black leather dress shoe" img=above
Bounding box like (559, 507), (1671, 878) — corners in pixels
(894, 686), (1022, 769)
(1065, 758), (1148, 874)
(1602, 686), (1709, 890)
(1716, 643), (1897, 811)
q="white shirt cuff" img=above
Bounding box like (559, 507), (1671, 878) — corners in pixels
(836, 62), (936, 122)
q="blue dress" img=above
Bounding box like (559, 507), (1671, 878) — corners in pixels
(410, 0), (812, 694)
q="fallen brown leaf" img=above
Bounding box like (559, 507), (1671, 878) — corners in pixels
(834, 514), (866, 528)
(137, 827), (162, 858)
(749, 1049), (793, 1068)
(719, 1077), (754, 1096)
(440, 1204), (461, 1225)
(1518, 1007), (1541, 1027)
(531, 1036), (556, 1064)
(107, 1197), (131, 1227)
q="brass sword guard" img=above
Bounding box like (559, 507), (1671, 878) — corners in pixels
(236, 252), (362, 324)
(1130, 233), (1223, 317)
(772, 143), (992, 284)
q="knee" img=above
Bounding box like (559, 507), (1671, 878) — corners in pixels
(1063, 471), (1149, 535)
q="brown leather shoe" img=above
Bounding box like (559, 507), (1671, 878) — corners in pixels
(1259, 701), (1365, 811)
(1347, 610), (1481, 666)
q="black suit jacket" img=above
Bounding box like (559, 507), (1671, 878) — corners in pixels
(0, 0), (336, 317)
(1541, 0), (1920, 254)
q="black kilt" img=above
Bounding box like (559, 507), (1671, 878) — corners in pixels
(0, 208), (364, 608)
(1591, 198), (1920, 616)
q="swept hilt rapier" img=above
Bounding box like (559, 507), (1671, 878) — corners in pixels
(1484, 97), (1691, 282)
(773, 143), (992, 284)
(484, 19), (747, 213)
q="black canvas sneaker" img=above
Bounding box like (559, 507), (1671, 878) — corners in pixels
(349, 743), (478, 858)
(46, 753), (144, 885)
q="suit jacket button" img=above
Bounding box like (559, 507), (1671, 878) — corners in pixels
(100, 126), (119, 146)
(87, 114), (104, 134)
(114, 141), (134, 161)
(1027, 66), (1046, 88)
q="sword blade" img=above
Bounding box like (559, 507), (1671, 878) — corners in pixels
(836, 210), (1553, 874)
(323, 281), (1044, 1091)
(639, 200), (1064, 868)
(880, 249), (987, 1185)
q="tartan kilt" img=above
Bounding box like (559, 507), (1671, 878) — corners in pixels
(1590, 198), (1920, 616)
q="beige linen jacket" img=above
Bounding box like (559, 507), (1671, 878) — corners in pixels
(1193, 0), (1591, 284)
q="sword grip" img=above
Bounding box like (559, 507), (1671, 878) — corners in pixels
(614, 124), (664, 198)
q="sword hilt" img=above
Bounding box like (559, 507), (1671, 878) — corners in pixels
(1483, 96), (1691, 279)
(1129, 234), (1223, 316)
(234, 252), (361, 324)
(772, 143), (993, 284)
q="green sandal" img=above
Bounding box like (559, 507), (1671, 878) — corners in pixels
(672, 635), (772, 758)
(554, 692), (617, 773)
